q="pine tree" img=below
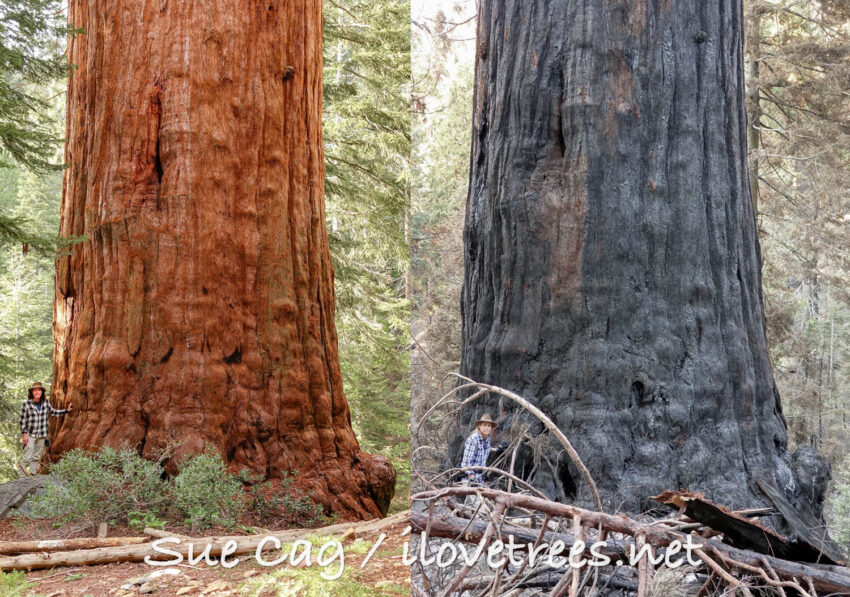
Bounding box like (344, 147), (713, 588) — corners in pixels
(0, 0), (69, 171)
(747, 1), (850, 459)
(323, 0), (411, 505)
(409, 3), (476, 433)
(0, 0), (71, 249)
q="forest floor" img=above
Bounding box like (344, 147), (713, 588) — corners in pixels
(0, 512), (411, 597)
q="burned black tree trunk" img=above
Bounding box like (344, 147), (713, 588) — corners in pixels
(456, 0), (828, 516)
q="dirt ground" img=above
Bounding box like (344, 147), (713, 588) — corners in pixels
(0, 514), (411, 597)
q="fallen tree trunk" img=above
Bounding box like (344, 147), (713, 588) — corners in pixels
(654, 488), (844, 565)
(1, 510), (410, 571)
(1, 535), (272, 570)
(142, 528), (191, 541)
(409, 510), (630, 561)
(413, 488), (850, 595)
(0, 536), (149, 555)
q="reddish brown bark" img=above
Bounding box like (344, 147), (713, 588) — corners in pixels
(48, 0), (395, 518)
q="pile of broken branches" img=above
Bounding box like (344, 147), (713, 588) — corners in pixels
(410, 375), (850, 596)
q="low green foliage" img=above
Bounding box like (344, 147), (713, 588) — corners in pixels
(828, 456), (850, 549)
(0, 570), (33, 596)
(241, 567), (373, 597)
(29, 447), (332, 532)
(128, 510), (166, 531)
(62, 572), (88, 582)
(29, 447), (168, 531)
(377, 583), (409, 596)
(246, 470), (329, 528)
(172, 447), (246, 530)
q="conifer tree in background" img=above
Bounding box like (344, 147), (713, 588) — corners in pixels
(409, 4), (476, 436)
(0, 1), (68, 475)
(0, 168), (61, 475)
(0, 0), (69, 249)
(746, 0), (850, 460)
(323, 0), (411, 506)
(745, 0), (850, 543)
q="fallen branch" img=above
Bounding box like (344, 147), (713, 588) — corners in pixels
(409, 510), (629, 561)
(654, 488), (844, 565)
(458, 570), (640, 593)
(143, 528), (191, 541)
(412, 376), (849, 596)
(413, 487), (850, 595)
(0, 510), (410, 571)
(0, 536), (149, 555)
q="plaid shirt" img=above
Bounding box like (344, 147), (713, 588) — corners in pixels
(461, 431), (490, 485)
(19, 398), (68, 438)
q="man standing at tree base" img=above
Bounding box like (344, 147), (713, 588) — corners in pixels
(18, 382), (72, 477)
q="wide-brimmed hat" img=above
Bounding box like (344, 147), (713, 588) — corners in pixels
(28, 382), (46, 399)
(475, 414), (495, 427)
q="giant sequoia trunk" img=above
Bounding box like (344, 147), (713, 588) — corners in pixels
(456, 0), (826, 516)
(48, 0), (395, 518)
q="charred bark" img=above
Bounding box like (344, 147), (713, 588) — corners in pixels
(48, 0), (394, 518)
(456, 0), (824, 518)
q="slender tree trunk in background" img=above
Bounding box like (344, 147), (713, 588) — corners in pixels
(48, 0), (395, 518)
(457, 0), (826, 516)
(746, 5), (761, 227)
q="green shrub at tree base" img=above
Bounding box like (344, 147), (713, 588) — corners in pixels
(172, 447), (246, 530)
(0, 570), (32, 597)
(246, 471), (330, 529)
(28, 447), (168, 531)
(30, 447), (335, 533)
(128, 510), (166, 531)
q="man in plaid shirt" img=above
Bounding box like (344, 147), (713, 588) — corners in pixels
(18, 382), (73, 477)
(461, 413), (495, 485)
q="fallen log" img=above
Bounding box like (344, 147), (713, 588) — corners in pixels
(413, 487), (850, 596)
(704, 540), (850, 597)
(757, 478), (847, 565)
(409, 510), (630, 562)
(0, 536), (149, 555)
(0, 510), (410, 571)
(0, 536), (265, 570)
(653, 489), (843, 565)
(143, 528), (191, 541)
